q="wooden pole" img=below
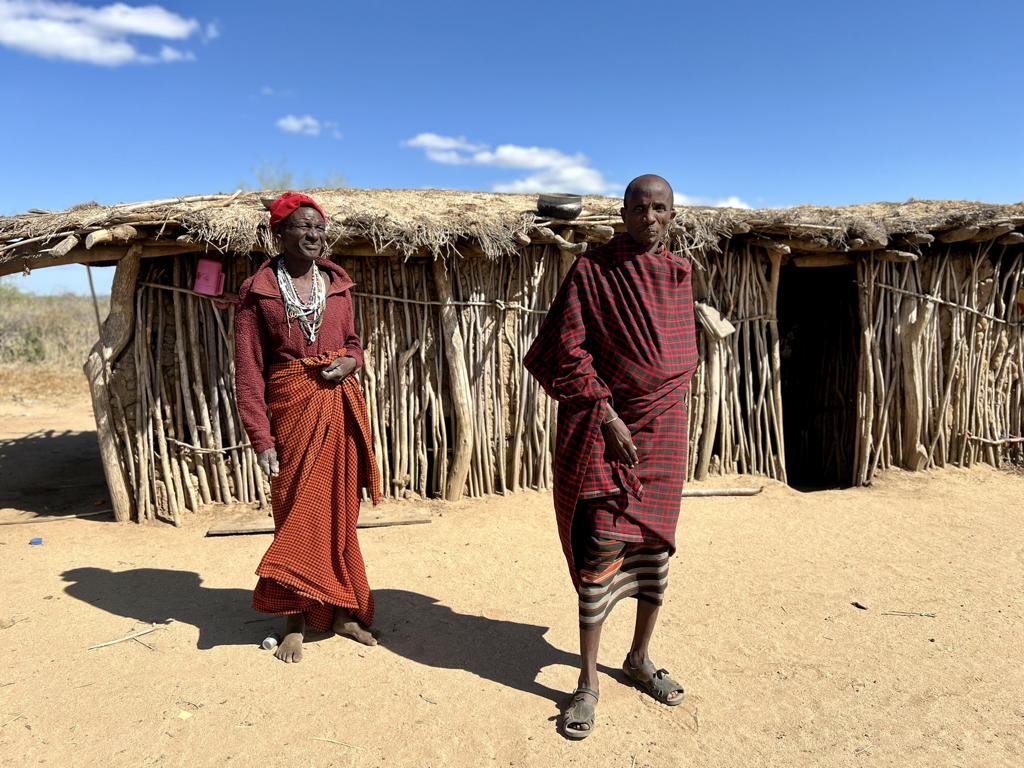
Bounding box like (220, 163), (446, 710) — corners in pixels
(432, 256), (474, 501)
(171, 261), (212, 504)
(765, 251), (786, 481)
(83, 245), (140, 522)
(899, 298), (935, 469)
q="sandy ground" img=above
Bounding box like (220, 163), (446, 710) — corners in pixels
(1, 382), (1022, 768)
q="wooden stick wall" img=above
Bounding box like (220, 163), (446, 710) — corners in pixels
(99, 239), (1022, 523)
(855, 245), (1024, 480)
(110, 255), (268, 522)
(345, 244), (565, 502)
(690, 243), (787, 482)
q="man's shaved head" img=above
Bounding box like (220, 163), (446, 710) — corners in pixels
(623, 175), (674, 207)
(621, 175), (676, 249)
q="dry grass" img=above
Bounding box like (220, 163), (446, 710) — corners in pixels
(4, 189), (1022, 273)
(0, 364), (90, 400)
(0, 284), (106, 398)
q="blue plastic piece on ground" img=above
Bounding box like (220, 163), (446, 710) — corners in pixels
(29, 537), (43, 545)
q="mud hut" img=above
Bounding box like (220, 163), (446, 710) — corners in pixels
(1, 190), (1022, 524)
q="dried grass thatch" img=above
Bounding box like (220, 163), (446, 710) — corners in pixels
(3, 188), (1023, 277)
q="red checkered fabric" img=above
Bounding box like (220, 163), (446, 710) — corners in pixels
(252, 352), (381, 631)
(524, 233), (698, 587)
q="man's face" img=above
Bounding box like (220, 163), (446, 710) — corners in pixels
(620, 181), (676, 248)
(280, 206), (326, 262)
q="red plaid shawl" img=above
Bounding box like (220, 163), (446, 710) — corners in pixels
(252, 352), (381, 631)
(524, 234), (699, 585)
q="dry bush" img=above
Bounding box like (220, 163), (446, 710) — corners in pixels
(0, 283), (108, 369)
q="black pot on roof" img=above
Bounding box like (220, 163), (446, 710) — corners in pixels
(537, 193), (583, 220)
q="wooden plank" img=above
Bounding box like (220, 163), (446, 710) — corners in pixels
(877, 249), (919, 263)
(936, 225), (980, 243)
(680, 487), (763, 497)
(206, 517), (275, 535)
(206, 506), (431, 536)
(898, 233), (935, 245)
(792, 253), (855, 268)
(357, 506), (432, 529)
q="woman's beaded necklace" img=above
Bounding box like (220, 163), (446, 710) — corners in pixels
(276, 262), (325, 344)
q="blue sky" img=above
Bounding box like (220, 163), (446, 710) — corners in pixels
(1, 0), (1021, 295)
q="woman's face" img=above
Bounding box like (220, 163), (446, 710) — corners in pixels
(279, 206), (326, 263)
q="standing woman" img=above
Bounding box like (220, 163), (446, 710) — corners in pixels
(235, 192), (381, 663)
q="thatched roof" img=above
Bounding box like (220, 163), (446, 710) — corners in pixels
(2, 188), (1023, 277)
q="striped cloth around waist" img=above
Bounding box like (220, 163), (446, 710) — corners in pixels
(577, 538), (669, 630)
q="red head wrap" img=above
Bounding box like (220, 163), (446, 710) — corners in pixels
(268, 192), (327, 233)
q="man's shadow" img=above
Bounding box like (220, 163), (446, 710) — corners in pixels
(373, 588), (616, 705)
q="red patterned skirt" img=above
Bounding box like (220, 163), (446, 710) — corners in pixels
(252, 352), (380, 631)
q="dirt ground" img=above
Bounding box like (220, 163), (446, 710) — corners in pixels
(1, 381), (1022, 768)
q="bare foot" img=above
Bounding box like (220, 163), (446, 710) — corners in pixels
(274, 613), (305, 663)
(333, 608), (376, 646)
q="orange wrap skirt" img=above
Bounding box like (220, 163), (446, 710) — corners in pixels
(252, 352), (381, 631)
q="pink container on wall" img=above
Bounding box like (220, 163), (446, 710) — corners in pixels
(194, 258), (225, 296)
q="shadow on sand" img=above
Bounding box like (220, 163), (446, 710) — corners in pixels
(1, 430), (111, 518)
(61, 567), (261, 649)
(60, 568), (603, 707)
(373, 588), (615, 705)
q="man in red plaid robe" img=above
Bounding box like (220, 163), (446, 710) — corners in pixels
(524, 175), (698, 738)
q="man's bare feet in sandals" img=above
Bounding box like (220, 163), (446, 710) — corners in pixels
(333, 608), (376, 646)
(563, 686), (599, 740)
(622, 652), (684, 705)
(275, 613), (305, 663)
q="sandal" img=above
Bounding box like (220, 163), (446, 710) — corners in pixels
(622, 656), (685, 706)
(563, 686), (599, 740)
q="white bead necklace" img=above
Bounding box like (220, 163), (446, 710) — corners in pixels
(276, 263), (325, 344)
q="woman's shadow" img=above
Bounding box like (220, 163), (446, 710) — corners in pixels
(61, 567), (265, 650)
(60, 568), (611, 705)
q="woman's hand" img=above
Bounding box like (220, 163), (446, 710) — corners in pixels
(258, 447), (280, 478)
(601, 407), (638, 467)
(320, 356), (357, 383)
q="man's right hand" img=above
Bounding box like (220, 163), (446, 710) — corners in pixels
(258, 447), (280, 478)
(601, 413), (638, 467)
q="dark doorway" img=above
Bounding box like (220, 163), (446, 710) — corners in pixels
(778, 264), (860, 489)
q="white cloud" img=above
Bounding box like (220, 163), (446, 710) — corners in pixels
(0, 0), (205, 66)
(274, 115), (343, 140)
(203, 20), (218, 41)
(402, 133), (488, 165)
(493, 165), (612, 195)
(276, 114), (322, 137)
(675, 192), (751, 209)
(260, 85), (275, 96)
(155, 44), (192, 63)
(405, 132), (752, 202)
(403, 133), (616, 195)
(476, 145), (584, 171)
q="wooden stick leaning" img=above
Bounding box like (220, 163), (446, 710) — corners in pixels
(171, 261), (212, 505)
(83, 245), (140, 522)
(432, 257), (474, 501)
(185, 289), (231, 501)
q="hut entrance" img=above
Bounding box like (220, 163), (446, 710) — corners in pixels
(778, 263), (860, 489)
